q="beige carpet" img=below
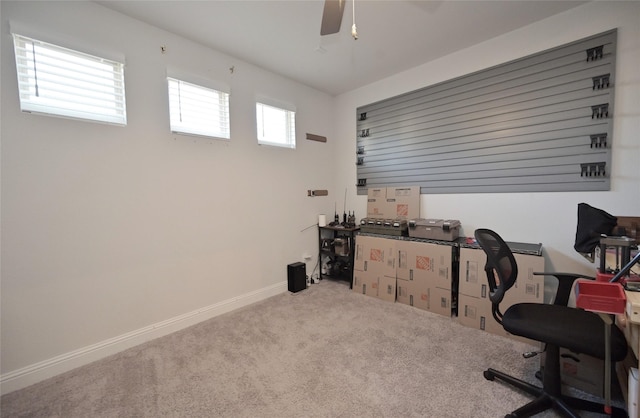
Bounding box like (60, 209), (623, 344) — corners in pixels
(1, 279), (623, 417)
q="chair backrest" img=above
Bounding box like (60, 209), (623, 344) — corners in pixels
(474, 228), (519, 324)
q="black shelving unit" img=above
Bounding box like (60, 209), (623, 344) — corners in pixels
(318, 225), (359, 288)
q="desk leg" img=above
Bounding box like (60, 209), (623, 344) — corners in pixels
(634, 365), (639, 417)
(600, 313), (613, 415)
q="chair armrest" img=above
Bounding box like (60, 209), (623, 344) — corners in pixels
(533, 272), (596, 306)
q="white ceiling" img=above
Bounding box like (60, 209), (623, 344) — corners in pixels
(96, 0), (589, 96)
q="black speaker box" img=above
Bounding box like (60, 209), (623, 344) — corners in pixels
(287, 262), (306, 293)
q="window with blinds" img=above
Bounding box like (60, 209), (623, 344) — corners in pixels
(356, 30), (616, 194)
(168, 77), (230, 139)
(256, 102), (296, 149)
(12, 34), (127, 125)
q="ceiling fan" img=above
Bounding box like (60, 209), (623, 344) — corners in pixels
(320, 0), (358, 39)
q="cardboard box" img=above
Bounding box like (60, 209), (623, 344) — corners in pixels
(366, 186), (421, 220)
(540, 348), (605, 398)
(397, 280), (452, 317)
(457, 294), (492, 331)
(613, 216), (640, 243)
(457, 293), (537, 345)
(377, 275), (397, 302)
(458, 248), (544, 345)
(458, 247), (544, 301)
(397, 280), (429, 310)
(458, 247), (485, 298)
(385, 186), (420, 220)
(457, 247), (545, 345)
(428, 286), (452, 317)
(353, 235), (396, 277)
(366, 188), (390, 218)
(353, 270), (396, 302)
(352, 271), (378, 297)
(396, 240), (453, 290)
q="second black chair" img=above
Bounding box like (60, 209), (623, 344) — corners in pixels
(474, 228), (628, 418)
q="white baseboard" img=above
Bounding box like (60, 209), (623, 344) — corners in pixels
(1, 281), (287, 395)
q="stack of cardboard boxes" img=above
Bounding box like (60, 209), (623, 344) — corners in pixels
(352, 235), (397, 302)
(353, 237), (455, 317)
(354, 185), (453, 317)
(352, 186), (420, 303)
(396, 240), (454, 316)
(354, 186), (547, 341)
(457, 246), (545, 344)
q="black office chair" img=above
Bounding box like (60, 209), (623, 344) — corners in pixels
(474, 228), (628, 418)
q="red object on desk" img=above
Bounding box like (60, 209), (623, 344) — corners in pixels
(596, 268), (640, 286)
(596, 269), (616, 282)
(575, 279), (626, 314)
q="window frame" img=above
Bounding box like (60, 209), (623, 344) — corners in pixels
(256, 101), (296, 149)
(12, 33), (127, 126)
(167, 77), (230, 140)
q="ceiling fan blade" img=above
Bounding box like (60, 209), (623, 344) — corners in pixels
(320, 0), (345, 36)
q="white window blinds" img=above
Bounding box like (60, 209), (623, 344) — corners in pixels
(12, 34), (127, 125)
(167, 78), (230, 139)
(256, 102), (296, 149)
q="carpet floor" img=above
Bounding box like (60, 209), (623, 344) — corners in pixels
(1, 279), (625, 417)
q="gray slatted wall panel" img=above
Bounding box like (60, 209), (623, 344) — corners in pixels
(356, 30), (616, 195)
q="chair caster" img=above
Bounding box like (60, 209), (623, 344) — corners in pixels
(505, 414), (517, 418)
(484, 370), (495, 381)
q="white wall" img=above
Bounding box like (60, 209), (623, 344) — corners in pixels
(1, 1), (336, 392)
(334, 1), (640, 274)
